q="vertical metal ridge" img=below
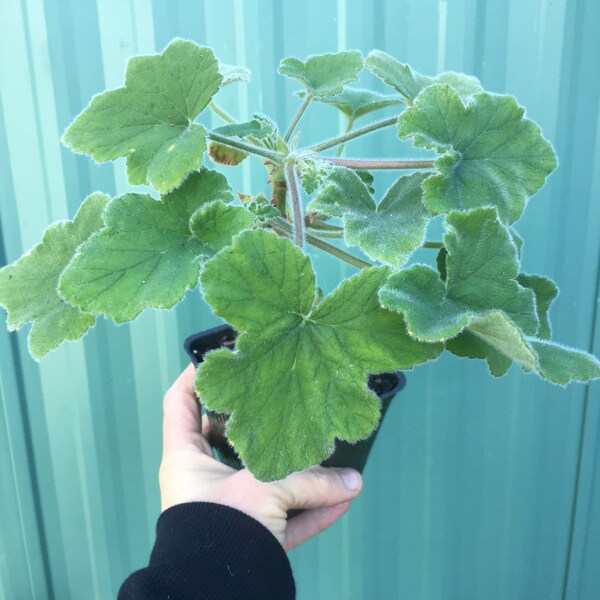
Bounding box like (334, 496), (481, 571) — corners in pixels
(0, 214), (56, 600)
(472, 0), (486, 79)
(557, 0), (600, 593)
(234, 0), (252, 193)
(436, 0), (448, 72)
(562, 191), (600, 600)
(19, 0), (54, 222)
(272, 0), (285, 121)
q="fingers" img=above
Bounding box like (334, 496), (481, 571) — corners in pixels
(277, 466), (362, 510)
(284, 502), (351, 551)
(162, 364), (213, 457)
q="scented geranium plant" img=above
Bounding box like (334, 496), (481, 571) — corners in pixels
(0, 40), (598, 482)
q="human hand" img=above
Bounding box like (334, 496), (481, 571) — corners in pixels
(158, 364), (363, 551)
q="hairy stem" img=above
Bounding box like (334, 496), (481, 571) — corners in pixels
(423, 241), (444, 249)
(284, 93), (313, 143)
(284, 163), (304, 248)
(306, 234), (371, 268)
(305, 228), (344, 239)
(270, 174), (287, 217)
(322, 157), (436, 170)
(207, 131), (283, 162)
(209, 102), (236, 124)
(335, 118), (354, 157)
(273, 217), (371, 269)
(306, 219), (343, 232)
(307, 116), (398, 153)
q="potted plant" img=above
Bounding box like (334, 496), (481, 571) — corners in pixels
(0, 39), (598, 483)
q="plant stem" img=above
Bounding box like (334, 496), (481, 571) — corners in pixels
(335, 118), (354, 157)
(307, 116), (398, 153)
(271, 175), (287, 217)
(306, 234), (371, 269)
(284, 162), (304, 248)
(209, 102), (236, 124)
(273, 217), (370, 269)
(207, 131), (283, 162)
(322, 157), (436, 170)
(284, 93), (313, 143)
(423, 241), (443, 249)
(306, 219), (343, 232)
(305, 228), (343, 239)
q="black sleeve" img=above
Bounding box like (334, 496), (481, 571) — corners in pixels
(117, 502), (296, 600)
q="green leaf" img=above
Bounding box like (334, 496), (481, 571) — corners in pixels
(278, 51), (363, 97)
(212, 119), (273, 139)
(0, 193), (109, 359)
(434, 72), (483, 101)
(445, 329), (512, 377)
(468, 311), (538, 372)
(247, 201), (279, 222)
(219, 63), (251, 86)
(196, 230), (442, 481)
(189, 202), (253, 254)
(365, 51), (482, 103)
(59, 169), (241, 323)
(298, 157), (330, 195)
(516, 274), (558, 339)
(510, 228), (524, 257)
(530, 339), (600, 385)
(62, 39), (222, 193)
(298, 87), (403, 120)
(251, 113), (280, 136)
(455, 311), (600, 385)
(379, 207), (538, 341)
(436, 247), (448, 281)
(356, 170), (375, 194)
(208, 119), (274, 167)
(397, 84), (558, 223)
(309, 167), (430, 268)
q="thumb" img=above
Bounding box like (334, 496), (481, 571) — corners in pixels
(277, 466), (362, 510)
(162, 364), (212, 457)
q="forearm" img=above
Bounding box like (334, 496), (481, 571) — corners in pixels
(118, 502), (295, 600)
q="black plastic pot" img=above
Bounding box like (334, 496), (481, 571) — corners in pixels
(184, 323), (406, 475)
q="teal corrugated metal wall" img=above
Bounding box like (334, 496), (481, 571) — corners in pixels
(0, 0), (599, 598)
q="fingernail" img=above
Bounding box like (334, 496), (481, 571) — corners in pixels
(338, 468), (361, 491)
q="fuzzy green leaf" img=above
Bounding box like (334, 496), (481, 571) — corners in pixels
(516, 274), (558, 339)
(397, 84), (557, 223)
(445, 330), (512, 377)
(530, 339), (600, 385)
(459, 311), (600, 385)
(189, 202), (253, 254)
(309, 168), (430, 268)
(356, 170), (375, 194)
(219, 63), (251, 86)
(247, 202), (279, 222)
(278, 51), (363, 97)
(298, 87), (403, 120)
(59, 170), (241, 323)
(196, 230), (441, 481)
(436, 247), (448, 281)
(510, 228), (524, 257)
(298, 158), (330, 195)
(379, 207), (537, 341)
(62, 39), (222, 193)
(213, 119), (273, 139)
(365, 51), (482, 103)
(468, 312), (538, 371)
(0, 193), (109, 359)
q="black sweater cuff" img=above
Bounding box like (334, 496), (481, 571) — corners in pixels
(118, 502), (295, 600)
